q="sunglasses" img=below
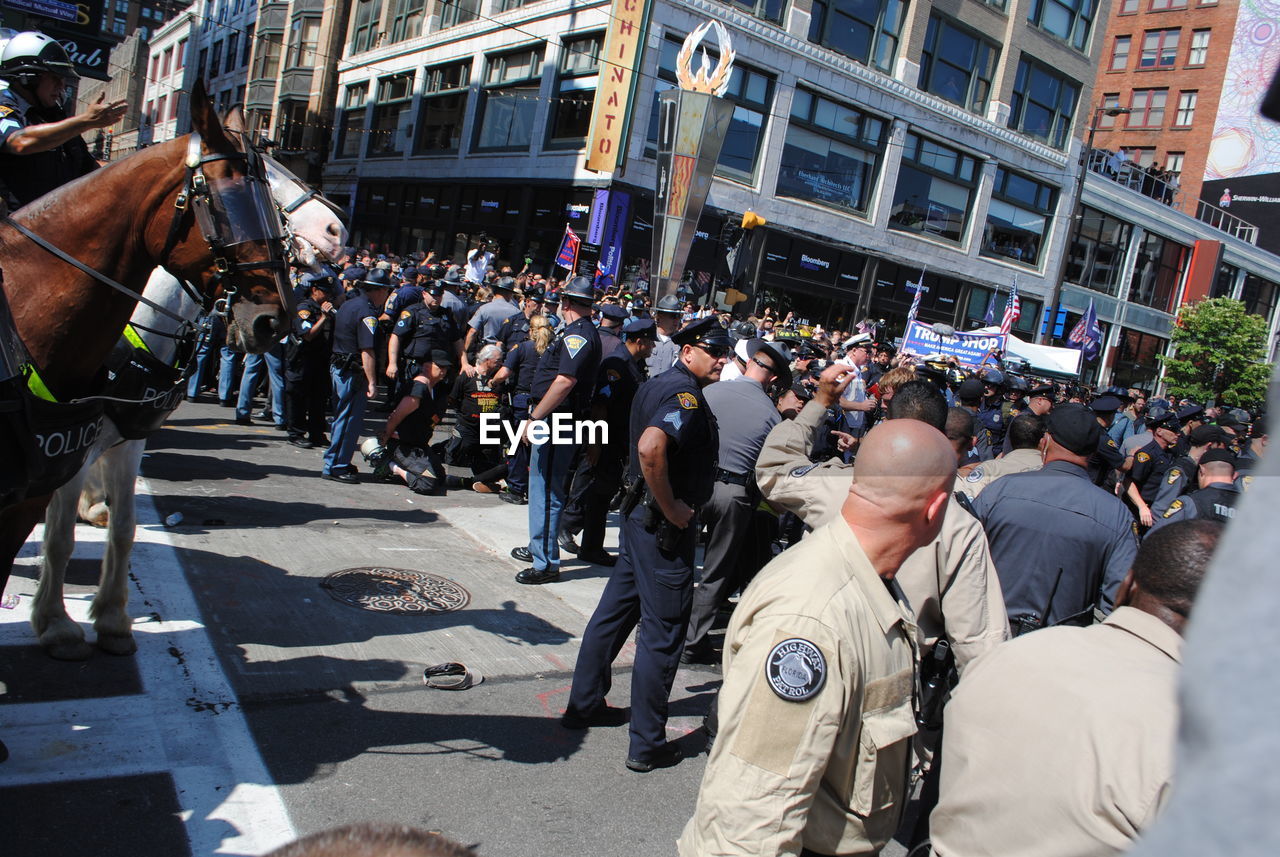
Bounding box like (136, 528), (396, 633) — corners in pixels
(696, 343), (732, 359)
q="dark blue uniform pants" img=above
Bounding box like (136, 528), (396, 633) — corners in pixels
(567, 505), (696, 761)
(324, 363), (367, 475)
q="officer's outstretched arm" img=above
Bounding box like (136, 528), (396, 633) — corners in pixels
(756, 398), (846, 526)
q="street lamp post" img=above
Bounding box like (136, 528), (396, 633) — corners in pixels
(1039, 104), (1132, 345)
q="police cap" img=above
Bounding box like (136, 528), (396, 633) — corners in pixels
(523, 287), (545, 303)
(1200, 448), (1237, 467)
(360, 268), (394, 291)
(599, 304), (628, 323)
(1177, 403), (1205, 423)
(672, 316), (732, 351)
(653, 294), (684, 315)
(301, 272), (337, 293)
(790, 383), (815, 403)
(544, 290), (561, 306)
(562, 276), (596, 303)
(1028, 384), (1055, 399)
(1089, 395), (1123, 413)
(425, 279), (446, 296)
(1146, 406), (1180, 431)
(622, 317), (656, 339)
(493, 276), (517, 293)
(747, 338), (793, 388)
(441, 265), (466, 286)
(1189, 424), (1228, 446)
(400, 266), (419, 281)
(957, 377), (986, 401)
(1046, 403), (1102, 456)
(342, 266), (367, 282)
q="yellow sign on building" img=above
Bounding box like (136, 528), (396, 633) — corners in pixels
(585, 0), (653, 174)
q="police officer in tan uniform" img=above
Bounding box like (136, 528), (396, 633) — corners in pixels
(955, 412), (1046, 499)
(679, 421), (958, 857)
(755, 367), (1009, 671)
(930, 519), (1220, 857)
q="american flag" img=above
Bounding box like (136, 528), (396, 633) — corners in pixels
(905, 269), (925, 325)
(554, 224), (581, 272)
(999, 278), (1021, 337)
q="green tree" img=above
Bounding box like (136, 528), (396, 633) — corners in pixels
(1160, 297), (1272, 406)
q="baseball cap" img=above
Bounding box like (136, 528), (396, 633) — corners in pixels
(1046, 403), (1102, 456)
(1200, 448), (1237, 467)
(1188, 424), (1228, 446)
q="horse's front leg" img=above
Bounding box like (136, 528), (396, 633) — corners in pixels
(91, 440), (145, 656)
(32, 472), (93, 660)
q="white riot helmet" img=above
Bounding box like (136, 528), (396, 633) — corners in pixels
(0, 32), (78, 85)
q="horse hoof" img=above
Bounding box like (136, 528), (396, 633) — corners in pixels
(45, 639), (94, 661)
(96, 634), (138, 656)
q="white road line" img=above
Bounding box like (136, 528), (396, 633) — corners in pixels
(2, 479), (297, 856)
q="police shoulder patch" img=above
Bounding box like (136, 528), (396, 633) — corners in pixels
(1167, 468), (1182, 485)
(1243, 475), (1254, 490)
(0, 105), (13, 117)
(399, 310), (412, 320)
(297, 309), (311, 319)
(676, 391), (698, 409)
(564, 334), (587, 358)
(765, 638), (827, 702)
(362, 316), (377, 334)
(789, 463), (818, 478)
(1107, 438), (1118, 448)
(662, 410), (683, 431)
(965, 467), (985, 483)
(1136, 451), (1151, 463)
(1163, 499), (1183, 518)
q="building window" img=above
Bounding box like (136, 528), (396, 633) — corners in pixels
(169, 93), (179, 120)
(226, 33), (239, 70)
(1120, 0), (1139, 11)
(919, 15), (999, 114)
(1241, 273), (1279, 324)
(1174, 91), (1197, 126)
(1114, 328), (1168, 390)
(210, 40), (222, 77)
(547, 35), (601, 147)
(439, 0), (480, 29)
(1140, 29), (1180, 68)
(981, 167), (1057, 267)
(252, 33), (282, 81)
(498, 0), (527, 10)
(1008, 58), (1079, 149)
(1128, 89), (1167, 127)
(719, 0), (786, 24)
(176, 39), (186, 69)
(807, 0), (906, 72)
(415, 61), (470, 153)
(1188, 29), (1209, 65)
(151, 55), (160, 81)
(288, 17), (320, 69)
(1110, 36), (1130, 70)
(337, 83), (368, 159)
(389, 0), (425, 42)
(646, 38), (775, 182)
(368, 72), (415, 157)
(1165, 151), (1184, 174)
(279, 100), (308, 150)
(1129, 146), (1158, 167)
(350, 0), (382, 53)
(475, 48), (543, 151)
(157, 94), (168, 124)
(1130, 232), (1187, 313)
(1066, 205), (1133, 296)
(776, 88), (887, 216)
(889, 132), (979, 244)
(242, 25), (254, 66)
(197, 48), (208, 80)
(1026, 0), (1096, 51)
(161, 48), (172, 77)
(1149, 0), (1187, 9)
(1097, 92), (1122, 128)
(1211, 262), (1238, 298)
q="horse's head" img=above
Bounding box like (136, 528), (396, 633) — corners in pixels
(159, 83), (292, 354)
(259, 155), (348, 270)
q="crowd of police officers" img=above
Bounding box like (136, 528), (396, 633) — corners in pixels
(187, 246), (1267, 857)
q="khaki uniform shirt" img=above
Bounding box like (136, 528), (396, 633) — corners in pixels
(931, 607), (1181, 857)
(678, 521), (918, 857)
(954, 447), (1043, 499)
(755, 400), (1009, 670)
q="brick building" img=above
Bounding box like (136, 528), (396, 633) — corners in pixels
(1089, 0), (1239, 205)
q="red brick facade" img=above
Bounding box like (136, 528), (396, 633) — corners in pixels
(1088, 0), (1240, 205)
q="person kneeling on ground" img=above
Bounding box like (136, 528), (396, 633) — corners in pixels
(370, 349), (454, 495)
(446, 343), (509, 492)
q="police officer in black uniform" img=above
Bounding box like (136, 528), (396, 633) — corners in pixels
(512, 276), (603, 585)
(1126, 406), (1181, 529)
(1086, 394), (1126, 487)
(560, 316), (656, 566)
(562, 316), (730, 773)
(596, 303), (628, 356)
(388, 280), (462, 402)
(323, 269), (393, 482)
(0, 32), (125, 209)
(285, 272), (338, 448)
(1152, 448), (1241, 528)
(1150, 423), (1228, 517)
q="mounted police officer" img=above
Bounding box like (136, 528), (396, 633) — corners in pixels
(562, 316), (729, 773)
(285, 271), (338, 448)
(0, 32), (125, 210)
(511, 275), (602, 585)
(322, 268), (393, 483)
(1153, 449), (1241, 528)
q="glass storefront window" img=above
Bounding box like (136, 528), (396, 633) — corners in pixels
(1114, 327), (1168, 390)
(415, 61), (471, 154)
(475, 48), (543, 151)
(776, 88), (886, 216)
(919, 15), (999, 115)
(1129, 232), (1187, 312)
(1211, 261), (1237, 298)
(1241, 273), (1279, 324)
(981, 167), (1057, 267)
(1065, 206), (1132, 296)
(889, 132), (979, 244)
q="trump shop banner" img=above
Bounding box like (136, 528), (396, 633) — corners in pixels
(901, 321), (1006, 368)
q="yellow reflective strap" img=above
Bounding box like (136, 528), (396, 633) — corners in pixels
(22, 364), (56, 402)
(122, 323), (150, 353)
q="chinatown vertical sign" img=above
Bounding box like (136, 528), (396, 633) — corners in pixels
(650, 22), (735, 305)
(584, 0), (653, 174)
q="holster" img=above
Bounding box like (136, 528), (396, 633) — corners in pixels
(618, 476), (646, 518)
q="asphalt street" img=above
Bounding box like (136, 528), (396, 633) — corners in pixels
(2, 396), (917, 856)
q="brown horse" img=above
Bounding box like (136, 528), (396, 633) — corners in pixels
(0, 83), (291, 601)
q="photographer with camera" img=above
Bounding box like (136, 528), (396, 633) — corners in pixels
(465, 234), (496, 285)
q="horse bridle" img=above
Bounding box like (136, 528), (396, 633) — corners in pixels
(159, 131), (293, 320)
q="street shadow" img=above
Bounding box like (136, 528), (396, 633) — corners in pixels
(143, 494), (440, 532)
(244, 677), (588, 783)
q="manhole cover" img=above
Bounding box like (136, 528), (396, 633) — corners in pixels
(320, 567), (470, 614)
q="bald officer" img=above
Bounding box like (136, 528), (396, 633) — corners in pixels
(679, 421), (957, 857)
(756, 368), (1009, 671)
(930, 520), (1219, 857)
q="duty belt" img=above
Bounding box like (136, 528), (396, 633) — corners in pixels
(715, 467), (751, 487)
